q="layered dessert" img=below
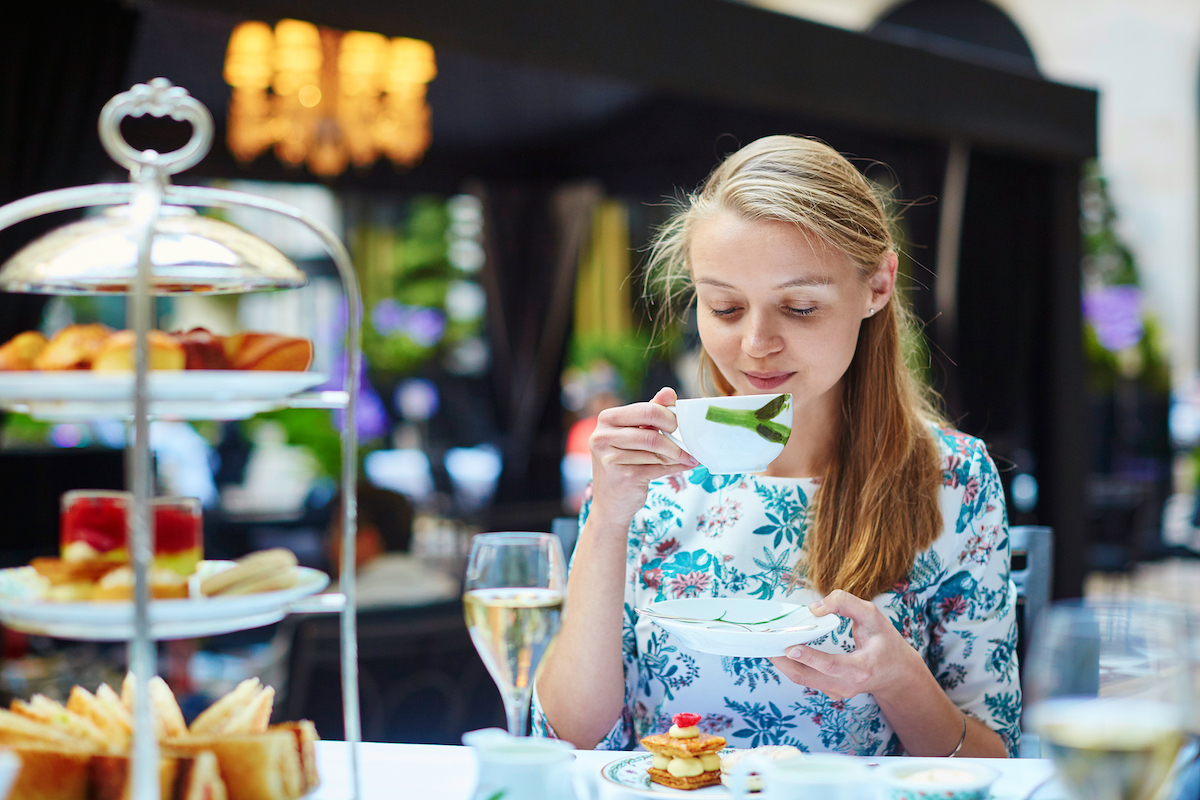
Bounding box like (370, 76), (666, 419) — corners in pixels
(639, 713), (725, 790)
(60, 491), (203, 575)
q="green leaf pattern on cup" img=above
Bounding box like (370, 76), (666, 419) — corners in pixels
(705, 396), (792, 444)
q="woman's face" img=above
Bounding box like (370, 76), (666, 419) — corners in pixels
(690, 211), (890, 416)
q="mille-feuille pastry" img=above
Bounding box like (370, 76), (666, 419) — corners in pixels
(640, 713), (725, 790)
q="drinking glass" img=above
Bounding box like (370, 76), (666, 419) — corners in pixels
(1024, 599), (1193, 800)
(463, 532), (568, 737)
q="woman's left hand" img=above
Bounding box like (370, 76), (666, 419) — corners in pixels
(767, 589), (926, 701)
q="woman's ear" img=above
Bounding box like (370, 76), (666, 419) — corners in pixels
(867, 251), (898, 314)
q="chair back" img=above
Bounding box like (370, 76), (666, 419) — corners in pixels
(1010, 525), (1052, 758)
(280, 601), (504, 743)
(1009, 525), (1053, 663)
(551, 516), (580, 564)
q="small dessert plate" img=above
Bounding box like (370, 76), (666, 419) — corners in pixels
(601, 751), (733, 798)
(879, 760), (999, 800)
(637, 598), (841, 658)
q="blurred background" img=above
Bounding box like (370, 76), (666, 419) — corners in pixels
(2, 0), (1198, 744)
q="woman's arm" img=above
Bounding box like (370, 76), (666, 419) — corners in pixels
(536, 387), (698, 749)
(769, 436), (1018, 757)
(770, 591), (1008, 757)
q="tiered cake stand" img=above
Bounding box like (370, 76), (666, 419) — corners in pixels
(0, 79), (364, 800)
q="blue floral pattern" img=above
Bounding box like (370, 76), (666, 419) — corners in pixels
(533, 426), (1020, 756)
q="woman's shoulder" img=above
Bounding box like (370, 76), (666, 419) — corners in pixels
(927, 421), (994, 471)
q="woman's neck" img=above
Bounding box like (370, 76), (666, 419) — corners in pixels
(761, 390), (841, 479)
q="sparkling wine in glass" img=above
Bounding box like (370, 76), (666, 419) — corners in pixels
(1025, 599), (1193, 800)
(463, 532), (567, 737)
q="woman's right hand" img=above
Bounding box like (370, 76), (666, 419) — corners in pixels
(588, 386), (699, 525)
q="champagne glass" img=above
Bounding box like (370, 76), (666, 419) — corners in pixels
(1025, 598), (1193, 800)
(463, 532), (568, 737)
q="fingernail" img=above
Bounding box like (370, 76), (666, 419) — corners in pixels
(686, 455), (700, 466)
(786, 645), (805, 660)
(809, 599), (824, 611)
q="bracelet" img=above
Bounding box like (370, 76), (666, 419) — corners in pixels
(945, 711), (967, 758)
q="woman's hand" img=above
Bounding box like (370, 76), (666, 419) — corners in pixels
(588, 387), (699, 526)
(767, 589), (925, 701)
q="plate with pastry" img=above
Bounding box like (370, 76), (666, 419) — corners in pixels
(635, 598), (842, 658)
(0, 549), (329, 640)
(601, 714), (731, 796)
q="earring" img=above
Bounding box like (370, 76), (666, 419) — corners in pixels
(868, 308), (875, 316)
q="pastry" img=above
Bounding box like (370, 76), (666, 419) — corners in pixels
(33, 324), (113, 370)
(223, 332), (312, 371)
(89, 565), (190, 601)
(170, 327), (231, 370)
(640, 713), (725, 790)
(200, 548), (299, 596)
(91, 330), (186, 372)
(0, 330), (49, 370)
(719, 745), (803, 790)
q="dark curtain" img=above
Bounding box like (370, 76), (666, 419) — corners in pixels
(0, 0), (139, 340)
(475, 180), (598, 518)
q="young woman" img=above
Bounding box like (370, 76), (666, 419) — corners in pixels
(535, 135), (1018, 758)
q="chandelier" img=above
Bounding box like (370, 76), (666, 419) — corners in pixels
(223, 19), (436, 177)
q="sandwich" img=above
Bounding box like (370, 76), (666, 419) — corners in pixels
(167, 729), (313, 800)
(120, 674), (189, 740)
(10, 695), (112, 752)
(89, 750), (227, 800)
(66, 685), (131, 752)
(6, 743), (94, 800)
(171, 680), (317, 800)
(187, 678), (274, 737)
(639, 713), (725, 791)
(0, 675), (317, 800)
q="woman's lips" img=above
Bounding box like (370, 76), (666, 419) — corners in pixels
(744, 371), (793, 391)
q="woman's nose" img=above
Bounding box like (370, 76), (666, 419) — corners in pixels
(742, 312), (783, 358)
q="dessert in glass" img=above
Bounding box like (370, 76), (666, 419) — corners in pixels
(60, 489), (130, 562)
(60, 491), (203, 575)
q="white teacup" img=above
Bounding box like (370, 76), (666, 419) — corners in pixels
(728, 753), (873, 800)
(664, 393), (792, 474)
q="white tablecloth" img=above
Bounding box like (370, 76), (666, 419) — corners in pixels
(309, 740), (1069, 800)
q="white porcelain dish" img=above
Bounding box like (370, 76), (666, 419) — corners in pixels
(0, 370), (327, 402)
(638, 598), (841, 658)
(0, 561), (329, 640)
(600, 751), (733, 798)
(879, 759), (999, 800)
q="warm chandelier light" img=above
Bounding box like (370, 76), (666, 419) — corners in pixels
(223, 19), (436, 177)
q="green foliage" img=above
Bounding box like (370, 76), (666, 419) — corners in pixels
(244, 408), (344, 479)
(1, 412), (54, 446)
(1080, 160), (1171, 397)
(567, 331), (657, 401)
(359, 195), (485, 375)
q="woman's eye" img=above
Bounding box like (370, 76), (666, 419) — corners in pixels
(786, 306), (817, 316)
(709, 306), (740, 317)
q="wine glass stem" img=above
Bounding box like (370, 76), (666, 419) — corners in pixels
(505, 692), (531, 736)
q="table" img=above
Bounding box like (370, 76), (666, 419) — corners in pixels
(309, 740), (1070, 799)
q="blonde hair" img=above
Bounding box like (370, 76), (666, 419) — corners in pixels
(644, 135), (945, 598)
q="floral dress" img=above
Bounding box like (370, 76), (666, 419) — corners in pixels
(532, 425), (1021, 756)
